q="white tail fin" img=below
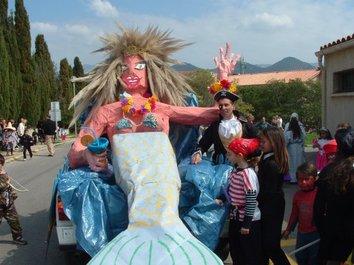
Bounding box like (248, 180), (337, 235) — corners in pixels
(89, 223), (223, 265)
(89, 133), (223, 264)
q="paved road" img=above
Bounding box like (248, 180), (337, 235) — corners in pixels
(0, 143), (316, 265)
(0, 142), (80, 265)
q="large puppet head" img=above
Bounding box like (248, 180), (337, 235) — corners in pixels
(69, 25), (192, 126)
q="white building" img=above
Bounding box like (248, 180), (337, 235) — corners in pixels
(316, 34), (354, 133)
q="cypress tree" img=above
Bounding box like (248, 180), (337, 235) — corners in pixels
(72, 56), (85, 92)
(0, 26), (10, 118)
(0, 0), (7, 27)
(5, 13), (22, 120)
(33, 34), (57, 119)
(15, 0), (39, 125)
(58, 58), (73, 127)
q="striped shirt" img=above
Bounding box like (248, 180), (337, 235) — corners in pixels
(228, 167), (261, 228)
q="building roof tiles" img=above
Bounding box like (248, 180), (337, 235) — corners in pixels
(229, 70), (320, 86)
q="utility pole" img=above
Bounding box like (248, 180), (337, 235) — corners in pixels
(70, 76), (77, 136)
(240, 56), (246, 74)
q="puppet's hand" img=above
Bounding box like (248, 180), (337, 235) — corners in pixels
(214, 42), (240, 80)
(84, 149), (108, 172)
(191, 152), (202, 164)
(215, 199), (224, 206)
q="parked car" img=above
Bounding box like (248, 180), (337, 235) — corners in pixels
(55, 193), (76, 249)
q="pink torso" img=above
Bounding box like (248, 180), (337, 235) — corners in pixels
(99, 102), (169, 142)
(68, 97), (219, 168)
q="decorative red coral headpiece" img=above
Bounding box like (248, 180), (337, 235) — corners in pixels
(228, 138), (261, 158)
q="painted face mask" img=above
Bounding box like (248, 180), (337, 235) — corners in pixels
(297, 174), (316, 191)
(120, 55), (148, 94)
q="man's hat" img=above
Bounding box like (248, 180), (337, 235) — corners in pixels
(208, 79), (239, 102)
(214, 90), (239, 102)
(4, 122), (16, 131)
(228, 138), (261, 158)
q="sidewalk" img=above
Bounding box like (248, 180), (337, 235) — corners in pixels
(0, 138), (75, 163)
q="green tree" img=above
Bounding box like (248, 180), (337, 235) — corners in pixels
(187, 69), (215, 106)
(0, 26), (10, 118)
(239, 80), (321, 128)
(33, 34), (57, 119)
(297, 81), (321, 129)
(58, 58), (73, 126)
(15, 0), (40, 124)
(0, 0), (7, 27)
(5, 13), (22, 120)
(72, 56), (85, 92)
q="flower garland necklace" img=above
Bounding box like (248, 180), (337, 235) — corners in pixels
(120, 93), (157, 116)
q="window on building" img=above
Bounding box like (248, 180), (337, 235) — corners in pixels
(333, 69), (354, 93)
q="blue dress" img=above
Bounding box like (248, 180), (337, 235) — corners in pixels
(51, 94), (229, 256)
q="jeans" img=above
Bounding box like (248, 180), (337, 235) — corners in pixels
(296, 231), (320, 265)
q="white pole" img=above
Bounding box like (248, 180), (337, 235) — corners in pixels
(288, 239), (320, 256)
(71, 76), (77, 136)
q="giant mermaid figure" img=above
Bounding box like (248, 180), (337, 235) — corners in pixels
(55, 25), (236, 264)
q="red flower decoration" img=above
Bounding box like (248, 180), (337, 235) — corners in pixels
(220, 79), (231, 88)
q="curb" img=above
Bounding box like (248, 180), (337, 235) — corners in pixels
(1, 139), (75, 164)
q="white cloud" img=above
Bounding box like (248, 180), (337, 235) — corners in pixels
(30, 0), (354, 69)
(89, 0), (118, 18)
(253, 12), (293, 27)
(65, 24), (90, 35)
(31, 22), (58, 33)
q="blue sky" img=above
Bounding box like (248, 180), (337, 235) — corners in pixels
(8, 0), (354, 68)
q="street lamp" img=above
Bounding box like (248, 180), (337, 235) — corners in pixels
(70, 76), (78, 136)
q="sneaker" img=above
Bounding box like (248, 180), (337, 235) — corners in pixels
(13, 237), (27, 245)
(23, 158), (26, 161)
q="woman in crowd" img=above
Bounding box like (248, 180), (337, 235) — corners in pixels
(314, 128), (354, 265)
(284, 113), (306, 183)
(258, 127), (290, 265)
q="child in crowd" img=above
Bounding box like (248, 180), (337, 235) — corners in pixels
(217, 137), (262, 265)
(313, 127), (332, 171)
(0, 154), (27, 245)
(258, 127), (290, 265)
(282, 162), (319, 265)
(20, 129), (34, 161)
(323, 139), (337, 165)
(59, 128), (68, 141)
(3, 123), (19, 156)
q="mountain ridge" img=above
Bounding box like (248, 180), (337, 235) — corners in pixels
(172, 56), (316, 74)
(83, 57), (316, 74)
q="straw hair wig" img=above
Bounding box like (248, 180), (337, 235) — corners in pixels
(69, 25), (193, 127)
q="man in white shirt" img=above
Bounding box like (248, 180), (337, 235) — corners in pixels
(17, 118), (26, 137)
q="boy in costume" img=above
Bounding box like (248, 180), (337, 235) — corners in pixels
(0, 154), (27, 245)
